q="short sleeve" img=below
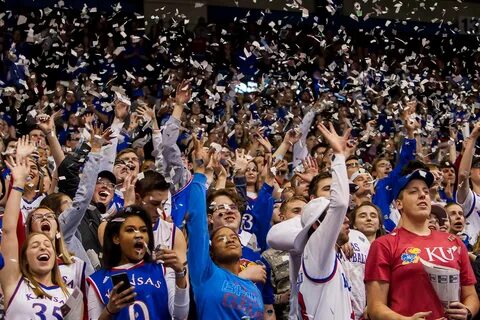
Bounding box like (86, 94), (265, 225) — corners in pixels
(364, 238), (392, 283)
(458, 239), (477, 287)
(458, 189), (475, 219)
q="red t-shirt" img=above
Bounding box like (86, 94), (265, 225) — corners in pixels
(365, 227), (476, 319)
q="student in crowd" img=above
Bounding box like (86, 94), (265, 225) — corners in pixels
(185, 136), (264, 319)
(87, 206), (189, 319)
(366, 167), (479, 319)
(0, 155), (76, 319)
(294, 122), (352, 320)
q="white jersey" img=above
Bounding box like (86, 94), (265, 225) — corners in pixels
(457, 189), (480, 246)
(6, 277), (72, 320)
(297, 250), (354, 320)
(153, 219), (176, 249)
(20, 193), (46, 222)
(342, 229), (370, 320)
(59, 257), (86, 291)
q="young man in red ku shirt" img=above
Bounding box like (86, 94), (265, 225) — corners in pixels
(365, 168), (479, 320)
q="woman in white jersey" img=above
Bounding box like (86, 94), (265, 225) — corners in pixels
(24, 206), (87, 300)
(0, 156), (75, 319)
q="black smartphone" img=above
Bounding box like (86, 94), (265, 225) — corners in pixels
(111, 273), (132, 294)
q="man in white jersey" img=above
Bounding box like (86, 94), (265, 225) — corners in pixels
(295, 123), (353, 320)
(457, 122), (480, 248)
(268, 123), (353, 320)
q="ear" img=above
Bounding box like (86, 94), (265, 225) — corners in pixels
(309, 194), (315, 201)
(395, 199), (403, 211)
(135, 193), (142, 204)
(113, 234), (120, 245)
(207, 214), (213, 225)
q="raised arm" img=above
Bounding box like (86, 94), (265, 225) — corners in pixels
(272, 129), (301, 163)
(185, 137), (214, 288)
(161, 81), (192, 191)
(293, 110), (316, 167)
(0, 153), (30, 301)
(457, 122), (480, 204)
(99, 99), (128, 172)
(303, 123), (350, 277)
(37, 110), (65, 167)
(59, 125), (111, 242)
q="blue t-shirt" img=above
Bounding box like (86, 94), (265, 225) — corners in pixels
(187, 173), (264, 319)
(87, 262), (170, 320)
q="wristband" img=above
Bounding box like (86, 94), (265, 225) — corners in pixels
(175, 266), (187, 278)
(12, 186), (24, 193)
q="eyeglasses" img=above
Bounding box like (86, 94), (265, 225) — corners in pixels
(96, 180), (115, 190)
(32, 213), (56, 221)
(210, 203), (238, 214)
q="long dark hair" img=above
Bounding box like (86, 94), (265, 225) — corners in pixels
(102, 205), (155, 269)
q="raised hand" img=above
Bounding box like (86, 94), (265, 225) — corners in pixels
(137, 104), (155, 122)
(15, 136), (36, 161)
(317, 122), (351, 156)
(121, 172), (137, 207)
(233, 149), (249, 176)
(5, 156), (30, 185)
(37, 110), (63, 134)
(296, 155), (319, 183)
(284, 128), (302, 146)
(82, 113), (95, 128)
(175, 80), (192, 105)
(254, 128), (272, 153)
(192, 135), (211, 173)
(89, 123), (113, 152)
(471, 122), (480, 139)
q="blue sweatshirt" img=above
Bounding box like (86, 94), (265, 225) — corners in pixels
(373, 138), (416, 232)
(186, 173), (264, 319)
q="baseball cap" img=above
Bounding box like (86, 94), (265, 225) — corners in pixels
(293, 197), (330, 253)
(392, 169), (434, 200)
(430, 204), (448, 226)
(266, 215), (303, 252)
(349, 168), (372, 184)
(98, 170), (117, 185)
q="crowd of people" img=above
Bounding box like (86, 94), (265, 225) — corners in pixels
(1, 0), (480, 319)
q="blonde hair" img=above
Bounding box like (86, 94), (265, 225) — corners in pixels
(20, 232), (70, 299)
(26, 206), (74, 265)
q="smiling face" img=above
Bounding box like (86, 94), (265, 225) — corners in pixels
(354, 205), (380, 237)
(114, 216), (150, 264)
(93, 177), (115, 206)
(113, 152), (140, 183)
(25, 233), (55, 277)
(210, 227), (242, 264)
(30, 208), (58, 240)
(395, 179), (431, 223)
(208, 195), (242, 231)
